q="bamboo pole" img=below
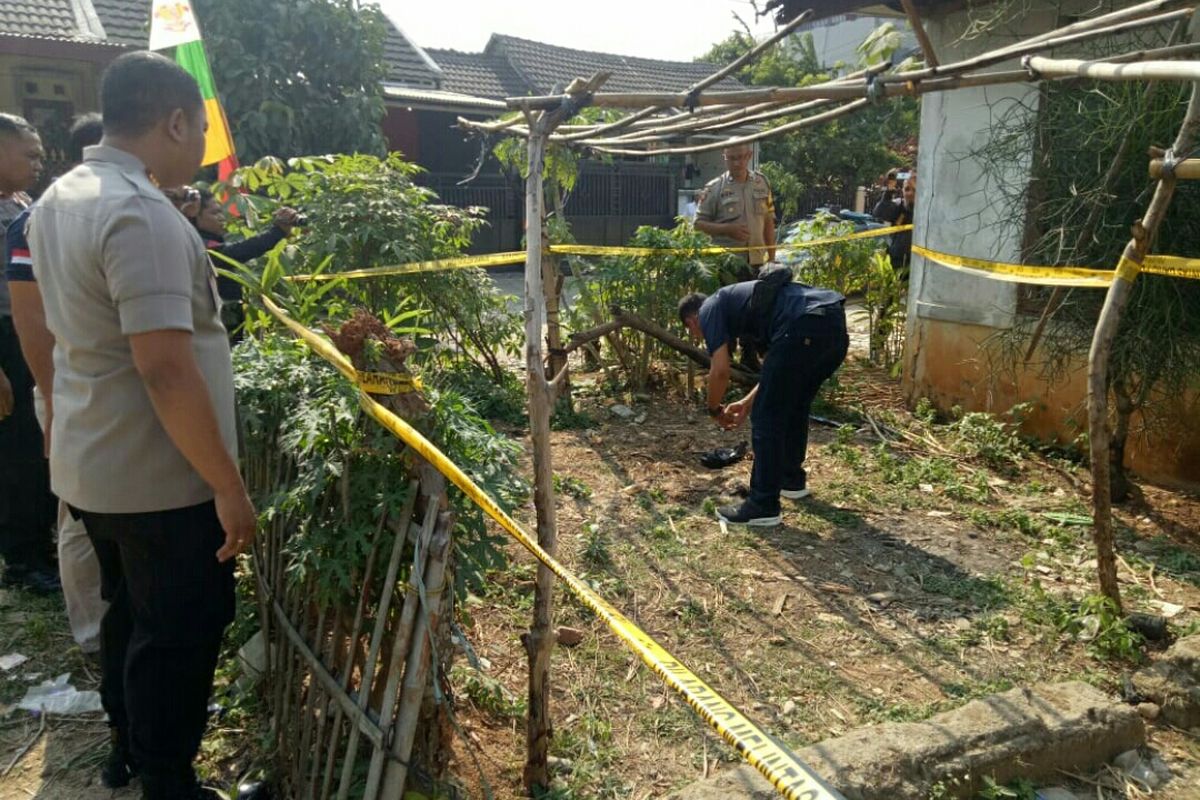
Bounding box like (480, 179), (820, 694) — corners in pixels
(1150, 156), (1200, 176)
(317, 512), (385, 800)
(1019, 0), (1190, 48)
(336, 483), (420, 800)
(362, 487), (442, 798)
(689, 9), (814, 92)
(503, 8), (1192, 112)
(379, 510), (455, 798)
(542, 225), (569, 403)
(1087, 75), (1200, 611)
(543, 9), (811, 143)
(899, 0), (940, 68)
(588, 99), (871, 156)
(522, 114), (559, 794)
(1026, 54), (1200, 82)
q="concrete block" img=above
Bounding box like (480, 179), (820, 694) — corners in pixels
(1131, 635), (1200, 729)
(670, 682), (1144, 800)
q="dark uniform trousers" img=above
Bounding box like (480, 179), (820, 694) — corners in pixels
(0, 316), (54, 571)
(76, 500), (235, 784)
(749, 309), (849, 512)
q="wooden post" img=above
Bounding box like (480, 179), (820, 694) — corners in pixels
(1087, 77), (1200, 611)
(522, 117), (559, 794)
(899, 0), (940, 68)
(542, 224), (570, 404)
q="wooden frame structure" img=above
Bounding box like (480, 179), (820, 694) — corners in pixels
(456, 0), (1200, 792)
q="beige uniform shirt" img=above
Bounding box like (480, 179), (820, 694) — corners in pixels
(695, 170), (775, 266)
(27, 145), (236, 514)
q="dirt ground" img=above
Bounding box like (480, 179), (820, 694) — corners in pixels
(437, 348), (1200, 799)
(3, 334), (1200, 799)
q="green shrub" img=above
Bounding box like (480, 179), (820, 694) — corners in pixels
(223, 153), (522, 386)
(565, 221), (723, 390)
(234, 333), (526, 602)
(1057, 594), (1144, 662)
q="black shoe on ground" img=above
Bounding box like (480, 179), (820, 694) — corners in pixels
(101, 729), (138, 789)
(142, 769), (225, 800)
(716, 500), (781, 526)
(4, 565), (61, 595)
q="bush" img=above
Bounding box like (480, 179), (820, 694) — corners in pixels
(235, 332), (526, 601)
(566, 221), (725, 389)
(778, 211), (880, 297)
(222, 153), (522, 384)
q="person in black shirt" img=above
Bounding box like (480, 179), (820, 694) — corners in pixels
(167, 186), (300, 338)
(872, 169), (916, 278)
(679, 277), (849, 526)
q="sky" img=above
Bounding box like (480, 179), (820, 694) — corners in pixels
(378, 0), (779, 62)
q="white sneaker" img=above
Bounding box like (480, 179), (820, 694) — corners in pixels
(780, 487), (812, 500)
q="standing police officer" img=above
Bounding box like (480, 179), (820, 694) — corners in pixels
(694, 142), (776, 283)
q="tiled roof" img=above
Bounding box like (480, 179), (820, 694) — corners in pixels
(0, 0), (98, 42)
(381, 15), (441, 88)
(425, 48), (527, 100)
(765, 0), (951, 24)
(486, 34), (746, 96)
(4, 1), (439, 89)
(89, 0), (148, 46)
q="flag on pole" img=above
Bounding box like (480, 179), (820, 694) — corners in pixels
(149, 0), (239, 180)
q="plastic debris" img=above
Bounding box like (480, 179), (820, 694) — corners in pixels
(18, 673), (103, 715)
(0, 652), (28, 671)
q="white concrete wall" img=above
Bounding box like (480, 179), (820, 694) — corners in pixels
(906, 5), (1059, 333)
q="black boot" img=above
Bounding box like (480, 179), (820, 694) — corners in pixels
(142, 766), (223, 800)
(101, 728), (137, 788)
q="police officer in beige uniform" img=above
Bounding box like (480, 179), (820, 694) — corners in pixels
(28, 52), (255, 800)
(693, 142), (776, 284)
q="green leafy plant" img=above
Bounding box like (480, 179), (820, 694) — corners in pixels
(566, 221), (724, 390)
(222, 153), (522, 388)
(1057, 594), (1144, 662)
(235, 331), (526, 603)
(948, 411), (1029, 473)
(554, 474), (593, 500)
(862, 249), (907, 366)
(977, 776), (1036, 799)
(778, 211), (881, 297)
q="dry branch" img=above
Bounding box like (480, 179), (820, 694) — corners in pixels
(578, 309), (758, 386)
(1087, 73), (1200, 611)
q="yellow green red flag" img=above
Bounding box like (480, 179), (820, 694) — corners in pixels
(148, 0), (238, 179)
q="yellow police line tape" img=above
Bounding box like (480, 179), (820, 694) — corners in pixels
(357, 370), (422, 395)
(913, 245), (1200, 287)
(285, 225), (915, 282)
(259, 292), (845, 800)
(549, 224), (914, 259)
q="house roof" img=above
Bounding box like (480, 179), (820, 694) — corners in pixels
(380, 12), (441, 88)
(0, 1), (441, 90)
(486, 33), (745, 97)
(424, 48), (527, 99)
(88, 0), (148, 46)
(0, 0), (81, 40)
(765, 0), (962, 24)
